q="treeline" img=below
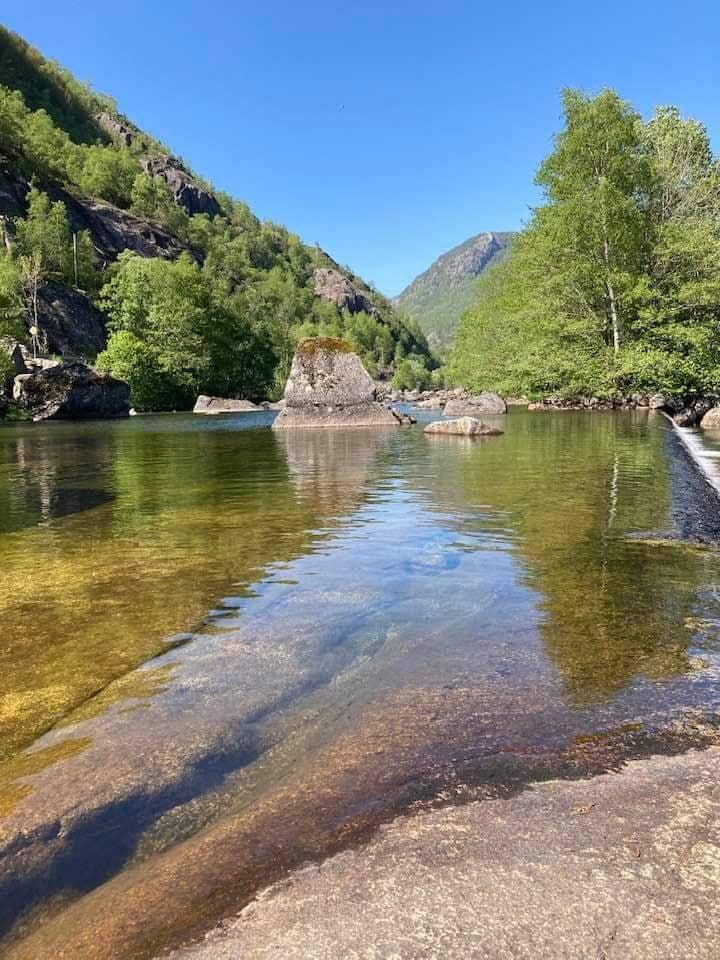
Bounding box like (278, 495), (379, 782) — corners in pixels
(449, 89), (720, 401)
(0, 27), (435, 408)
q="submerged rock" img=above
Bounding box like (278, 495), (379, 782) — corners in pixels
(424, 416), (503, 437)
(443, 392), (507, 416)
(194, 395), (262, 414)
(13, 362), (130, 421)
(272, 338), (402, 430)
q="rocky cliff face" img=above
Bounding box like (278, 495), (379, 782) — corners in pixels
(0, 169), (195, 359)
(312, 267), (379, 316)
(393, 231), (514, 350)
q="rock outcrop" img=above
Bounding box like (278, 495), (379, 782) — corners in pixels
(444, 392), (507, 416)
(424, 416), (504, 437)
(13, 362), (130, 420)
(1, 337), (27, 389)
(272, 338), (402, 430)
(194, 395), (263, 414)
(312, 268), (378, 316)
(141, 157), (220, 218)
(0, 170), (192, 266)
(96, 112), (136, 147)
(37, 282), (108, 356)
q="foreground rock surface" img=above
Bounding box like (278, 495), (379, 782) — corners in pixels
(444, 391), (507, 416)
(700, 406), (720, 430)
(167, 746), (720, 960)
(13, 362), (130, 420)
(193, 396), (262, 414)
(272, 338), (401, 430)
(424, 416), (503, 437)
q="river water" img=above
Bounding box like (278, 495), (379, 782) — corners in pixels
(1, 407), (720, 957)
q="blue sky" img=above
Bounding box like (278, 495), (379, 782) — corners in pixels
(4, 2), (720, 295)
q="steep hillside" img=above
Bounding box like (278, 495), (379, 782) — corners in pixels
(0, 27), (435, 409)
(393, 231), (514, 350)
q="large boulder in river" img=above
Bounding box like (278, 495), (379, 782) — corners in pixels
(424, 416), (504, 438)
(272, 338), (402, 430)
(443, 392), (507, 417)
(700, 406), (720, 430)
(194, 395), (262, 414)
(13, 362), (130, 421)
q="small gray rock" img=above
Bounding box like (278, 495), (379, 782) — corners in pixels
(424, 416), (503, 437)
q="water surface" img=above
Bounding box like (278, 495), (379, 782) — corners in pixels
(1, 408), (720, 957)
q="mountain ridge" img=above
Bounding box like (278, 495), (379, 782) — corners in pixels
(393, 231), (514, 349)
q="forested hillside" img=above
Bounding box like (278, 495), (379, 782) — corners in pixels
(0, 27), (435, 410)
(449, 89), (720, 402)
(393, 231), (512, 350)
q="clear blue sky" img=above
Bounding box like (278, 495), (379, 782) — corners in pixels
(4, 2), (720, 295)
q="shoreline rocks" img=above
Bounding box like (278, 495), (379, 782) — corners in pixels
(194, 396), (263, 415)
(12, 362), (130, 421)
(272, 338), (404, 430)
(443, 392), (507, 417)
(424, 417), (504, 438)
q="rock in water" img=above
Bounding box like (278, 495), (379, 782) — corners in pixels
(13, 362), (130, 421)
(424, 416), (503, 437)
(700, 407), (720, 430)
(194, 395), (262, 414)
(272, 338), (402, 430)
(443, 392), (507, 416)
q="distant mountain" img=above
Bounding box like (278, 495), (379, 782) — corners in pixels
(393, 231), (514, 350)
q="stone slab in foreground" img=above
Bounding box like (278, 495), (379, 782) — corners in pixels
(272, 338), (401, 430)
(168, 745), (720, 960)
(425, 416), (503, 437)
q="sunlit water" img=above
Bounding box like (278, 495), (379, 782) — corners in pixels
(1, 407), (720, 956)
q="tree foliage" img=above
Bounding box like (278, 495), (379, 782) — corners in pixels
(450, 89), (720, 400)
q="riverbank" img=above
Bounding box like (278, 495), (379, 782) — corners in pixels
(166, 742), (720, 960)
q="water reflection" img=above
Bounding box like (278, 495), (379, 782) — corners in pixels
(2, 410), (720, 955)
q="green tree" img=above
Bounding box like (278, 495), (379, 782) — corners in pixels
(14, 186), (72, 280)
(78, 145), (138, 207)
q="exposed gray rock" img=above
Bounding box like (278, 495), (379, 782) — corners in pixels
(13, 362), (130, 421)
(700, 407), (720, 430)
(424, 416), (503, 437)
(1, 337), (27, 389)
(444, 392), (507, 416)
(415, 397), (446, 409)
(193, 395), (263, 414)
(142, 157), (220, 218)
(272, 338), (401, 430)
(312, 268), (378, 316)
(96, 112), (136, 147)
(673, 400), (715, 427)
(36, 282), (107, 356)
(0, 170), (192, 266)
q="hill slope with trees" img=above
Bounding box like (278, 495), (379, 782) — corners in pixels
(393, 231), (513, 350)
(0, 27), (436, 410)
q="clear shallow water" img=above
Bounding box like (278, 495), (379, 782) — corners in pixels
(1, 408), (720, 957)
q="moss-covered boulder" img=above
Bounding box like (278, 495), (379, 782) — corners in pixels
(272, 338), (402, 430)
